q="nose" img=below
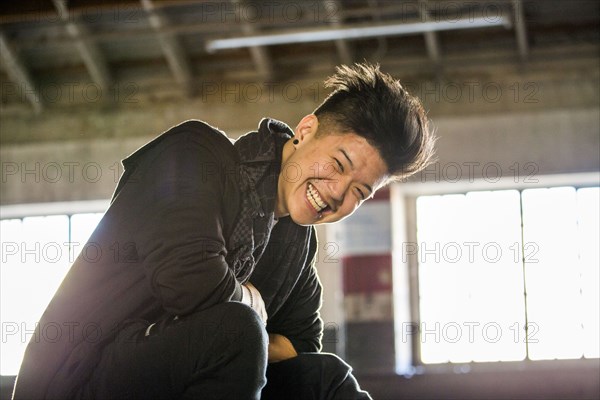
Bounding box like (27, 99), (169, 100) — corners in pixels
(327, 175), (352, 209)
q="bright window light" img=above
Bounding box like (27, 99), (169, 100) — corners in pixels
(1, 212), (104, 376)
(415, 186), (599, 364)
(1, 219), (25, 376)
(416, 190), (525, 364)
(576, 188), (600, 358)
(522, 187), (586, 360)
(70, 213), (104, 251)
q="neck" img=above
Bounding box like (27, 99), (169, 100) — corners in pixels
(274, 139), (295, 218)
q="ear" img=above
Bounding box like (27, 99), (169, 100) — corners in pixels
(294, 114), (319, 142)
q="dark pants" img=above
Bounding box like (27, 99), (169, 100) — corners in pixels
(79, 302), (371, 400)
(263, 354), (372, 400)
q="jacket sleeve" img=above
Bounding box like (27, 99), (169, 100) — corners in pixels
(267, 231), (323, 353)
(128, 132), (243, 316)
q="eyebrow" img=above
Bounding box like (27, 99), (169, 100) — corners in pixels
(340, 148), (354, 169)
(338, 148), (373, 195)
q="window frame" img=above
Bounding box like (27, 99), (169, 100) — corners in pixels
(0, 200), (110, 220)
(0, 200), (109, 376)
(391, 172), (600, 375)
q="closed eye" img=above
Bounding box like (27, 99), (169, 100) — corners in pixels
(356, 187), (365, 200)
(334, 158), (344, 173)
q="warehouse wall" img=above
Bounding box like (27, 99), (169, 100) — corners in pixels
(1, 61), (599, 399)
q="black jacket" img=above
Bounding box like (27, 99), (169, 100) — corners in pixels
(12, 119), (323, 399)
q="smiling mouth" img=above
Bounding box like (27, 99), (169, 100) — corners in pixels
(307, 182), (329, 213)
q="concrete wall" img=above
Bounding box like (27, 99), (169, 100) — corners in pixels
(2, 59), (599, 204)
(1, 60), (599, 398)
(2, 107), (598, 206)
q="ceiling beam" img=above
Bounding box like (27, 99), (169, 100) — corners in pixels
(323, 0), (353, 65)
(206, 17), (512, 51)
(141, 0), (194, 95)
(367, 0), (389, 62)
(52, 0), (111, 95)
(231, 0), (273, 80)
(11, 2), (520, 49)
(512, 0), (529, 61)
(0, 32), (43, 113)
(419, 0), (441, 65)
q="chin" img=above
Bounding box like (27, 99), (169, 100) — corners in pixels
(287, 206), (315, 226)
(289, 213), (315, 227)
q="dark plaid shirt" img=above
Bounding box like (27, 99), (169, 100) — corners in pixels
(12, 118), (322, 399)
(233, 118), (323, 353)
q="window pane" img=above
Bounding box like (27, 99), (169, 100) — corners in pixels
(577, 187), (600, 358)
(0, 215), (69, 375)
(416, 190), (525, 364)
(522, 187), (584, 360)
(1, 219), (24, 375)
(70, 213), (104, 252)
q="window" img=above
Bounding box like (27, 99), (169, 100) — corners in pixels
(408, 185), (599, 365)
(1, 204), (105, 376)
(521, 187), (599, 360)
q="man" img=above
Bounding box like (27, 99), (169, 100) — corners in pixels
(12, 63), (435, 399)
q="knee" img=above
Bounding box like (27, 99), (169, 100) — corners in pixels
(215, 302), (268, 386)
(222, 301), (261, 324)
(183, 302), (267, 351)
(217, 302), (266, 342)
(186, 302), (268, 367)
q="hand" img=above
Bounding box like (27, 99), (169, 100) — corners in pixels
(268, 333), (298, 363)
(242, 282), (268, 324)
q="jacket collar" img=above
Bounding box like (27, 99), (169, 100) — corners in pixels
(235, 118), (294, 164)
(226, 118), (293, 282)
(233, 118), (293, 217)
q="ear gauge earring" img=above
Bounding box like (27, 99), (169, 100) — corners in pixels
(293, 139), (299, 145)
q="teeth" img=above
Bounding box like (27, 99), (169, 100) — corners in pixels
(307, 183), (327, 212)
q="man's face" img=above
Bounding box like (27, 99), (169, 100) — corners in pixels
(276, 115), (389, 226)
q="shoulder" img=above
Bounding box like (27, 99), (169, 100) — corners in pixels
(169, 120), (234, 148)
(124, 120), (238, 168)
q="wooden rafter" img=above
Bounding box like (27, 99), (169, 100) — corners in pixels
(141, 0), (194, 95)
(52, 0), (111, 96)
(0, 32), (43, 113)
